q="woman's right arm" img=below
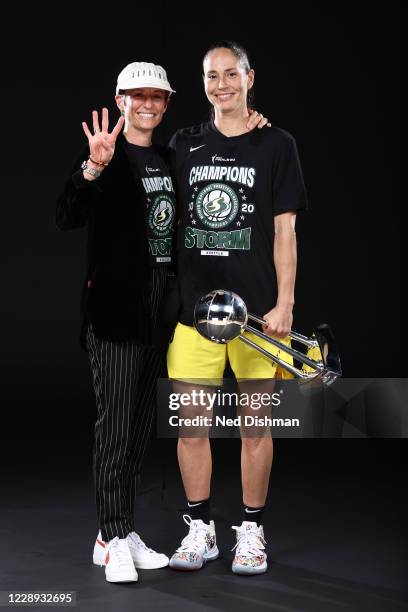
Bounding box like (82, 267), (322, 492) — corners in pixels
(56, 109), (124, 231)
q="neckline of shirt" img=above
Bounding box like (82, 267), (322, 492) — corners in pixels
(207, 118), (253, 142)
(124, 139), (153, 151)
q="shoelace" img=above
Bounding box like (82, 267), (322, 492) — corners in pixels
(231, 526), (266, 557)
(128, 532), (156, 555)
(108, 537), (133, 566)
(176, 514), (209, 553)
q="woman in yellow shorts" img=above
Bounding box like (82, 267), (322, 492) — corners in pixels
(166, 40), (308, 575)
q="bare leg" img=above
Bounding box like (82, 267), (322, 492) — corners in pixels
(173, 381), (213, 501)
(241, 436), (272, 507)
(178, 437), (212, 500)
(239, 380), (275, 507)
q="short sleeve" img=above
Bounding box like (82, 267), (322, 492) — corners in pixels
(272, 135), (308, 215)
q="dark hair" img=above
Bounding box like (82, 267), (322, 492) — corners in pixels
(202, 40), (254, 111)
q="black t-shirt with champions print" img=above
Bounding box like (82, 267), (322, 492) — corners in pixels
(168, 121), (308, 325)
(124, 142), (176, 267)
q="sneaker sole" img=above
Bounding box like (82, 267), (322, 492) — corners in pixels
(105, 570), (139, 583)
(134, 559), (169, 570)
(105, 575), (139, 583)
(169, 546), (219, 571)
(232, 561), (268, 576)
(95, 555), (169, 570)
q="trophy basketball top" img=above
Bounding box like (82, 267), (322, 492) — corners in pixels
(194, 289), (247, 344)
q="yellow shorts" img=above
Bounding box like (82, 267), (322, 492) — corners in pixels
(167, 323), (294, 382)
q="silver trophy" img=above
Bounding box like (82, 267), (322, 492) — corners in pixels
(194, 289), (342, 385)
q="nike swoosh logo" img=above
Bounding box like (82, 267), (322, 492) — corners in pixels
(244, 508), (261, 513)
(190, 145), (206, 152)
(187, 502), (203, 507)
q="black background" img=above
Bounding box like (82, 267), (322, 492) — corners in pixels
(0, 4), (403, 388)
(0, 6), (405, 610)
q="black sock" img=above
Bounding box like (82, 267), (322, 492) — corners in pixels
(242, 504), (264, 526)
(187, 498), (210, 524)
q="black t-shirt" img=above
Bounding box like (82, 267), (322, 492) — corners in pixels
(168, 121), (308, 324)
(125, 142), (176, 267)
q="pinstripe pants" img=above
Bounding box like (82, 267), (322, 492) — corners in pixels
(86, 267), (167, 541)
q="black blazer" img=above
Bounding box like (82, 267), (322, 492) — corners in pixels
(56, 135), (173, 350)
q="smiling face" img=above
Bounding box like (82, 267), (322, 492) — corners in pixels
(115, 87), (168, 134)
(203, 47), (254, 116)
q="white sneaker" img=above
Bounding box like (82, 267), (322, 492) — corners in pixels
(104, 537), (138, 583)
(93, 531), (107, 566)
(127, 531), (169, 569)
(93, 531), (168, 569)
(231, 521), (268, 575)
(169, 514), (219, 571)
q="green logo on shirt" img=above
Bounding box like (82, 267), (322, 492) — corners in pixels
(148, 193), (175, 236)
(196, 183), (239, 228)
(185, 226), (251, 250)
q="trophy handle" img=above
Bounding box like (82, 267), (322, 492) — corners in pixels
(243, 314), (342, 384)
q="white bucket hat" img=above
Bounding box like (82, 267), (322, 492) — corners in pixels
(116, 62), (176, 95)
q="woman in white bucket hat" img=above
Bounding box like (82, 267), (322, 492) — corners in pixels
(56, 61), (176, 584)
